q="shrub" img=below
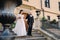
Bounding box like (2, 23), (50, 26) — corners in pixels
(50, 19), (57, 24)
(41, 17), (47, 22)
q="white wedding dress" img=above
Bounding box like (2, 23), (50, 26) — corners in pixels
(13, 14), (27, 36)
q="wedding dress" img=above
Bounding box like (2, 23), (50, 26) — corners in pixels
(13, 14), (27, 36)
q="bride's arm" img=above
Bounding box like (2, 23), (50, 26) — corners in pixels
(16, 16), (21, 21)
(16, 17), (21, 19)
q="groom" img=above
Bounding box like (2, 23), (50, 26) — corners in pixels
(26, 13), (34, 36)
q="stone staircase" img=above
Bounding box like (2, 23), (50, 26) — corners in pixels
(15, 30), (47, 40)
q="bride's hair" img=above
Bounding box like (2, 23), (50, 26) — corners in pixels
(19, 10), (23, 14)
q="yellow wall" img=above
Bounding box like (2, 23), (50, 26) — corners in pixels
(14, 0), (60, 21)
(22, 0), (41, 9)
(43, 0), (60, 14)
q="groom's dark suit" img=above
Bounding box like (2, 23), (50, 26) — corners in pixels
(26, 14), (34, 36)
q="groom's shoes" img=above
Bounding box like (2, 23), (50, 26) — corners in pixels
(27, 34), (32, 36)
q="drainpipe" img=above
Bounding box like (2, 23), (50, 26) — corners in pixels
(40, 0), (45, 18)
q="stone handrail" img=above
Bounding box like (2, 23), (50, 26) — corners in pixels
(38, 28), (58, 40)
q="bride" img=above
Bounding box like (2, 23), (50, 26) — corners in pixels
(12, 10), (27, 36)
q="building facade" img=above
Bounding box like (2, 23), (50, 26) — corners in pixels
(14, 0), (60, 21)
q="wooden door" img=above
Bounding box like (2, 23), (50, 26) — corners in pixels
(22, 13), (28, 32)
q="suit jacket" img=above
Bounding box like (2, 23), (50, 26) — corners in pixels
(26, 14), (34, 25)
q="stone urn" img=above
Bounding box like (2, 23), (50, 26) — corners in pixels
(0, 0), (22, 40)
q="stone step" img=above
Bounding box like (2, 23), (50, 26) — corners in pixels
(15, 37), (46, 40)
(0, 29), (47, 40)
(15, 30), (46, 40)
(32, 30), (44, 37)
(32, 33), (44, 37)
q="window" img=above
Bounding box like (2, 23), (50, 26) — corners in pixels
(58, 2), (60, 11)
(47, 16), (50, 20)
(24, 0), (29, 2)
(45, 0), (50, 8)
